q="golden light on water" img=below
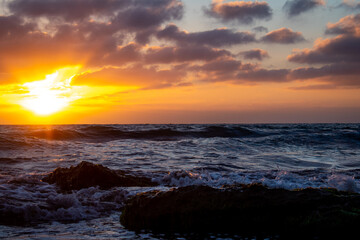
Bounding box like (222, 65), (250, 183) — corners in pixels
(20, 68), (80, 116)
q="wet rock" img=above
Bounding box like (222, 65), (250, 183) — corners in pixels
(120, 184), (360, 238)
(42, 161), (157, 191)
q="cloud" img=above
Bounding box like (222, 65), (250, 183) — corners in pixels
(288, 35), (360, 63)
(283, 0), (325, 17)
(89, 43), (143, 67)
(8, 0), (126, 21)
(8, 0), (183, 24)
(156, 24), (256, 47)
(144, 45), (232, 64)
(325, 14), (360, 35)
(236, 68), (290, 82)
(252, 26), (269, 33)
(290, 63), (360, 80)
(288, 14), (360, 64)
(189, 58), (290, 83)
(7, 0), (184, 45)
(337, 0), (360, 11)
(73, 64), (186, 88)
(205, 0), (272, 24)
(261, 28), (305, 44)
(1, 0), (358, 91)
(111, 0), (183, 31)
(0, 15), (35, 39)
(0, 16), (117, 73)
(0, 0), (186, 84)
(287, 14), (360, 87)
(190, 59), (244, 82)
(239, 49), (270, 61)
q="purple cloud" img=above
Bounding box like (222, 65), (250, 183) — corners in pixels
(283, 0), (325, 17)
(156, 24), (256, 47)
(205, 0), (272, 24)
(262, 28), (305, 44)
(239, 49), (270, 61)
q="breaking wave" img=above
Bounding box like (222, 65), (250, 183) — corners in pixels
(22, 125), (262, 141)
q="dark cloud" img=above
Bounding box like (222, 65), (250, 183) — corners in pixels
(0, 15), (35, 39)
(288, 36), (360, 63)
(239, 49), (269, 61)
(289, 63), (360, 83)
(1, 0), (358, 90)
(112, 0), (183, 31)
(89, 43), (143, 67)
(144, 46), (232, 64)
(0, 0), (186, 82)
(189, 58), (289, 84)
(261, 28), (305, 44)
(8, 0), (183, 24)
(8, 0), (126, 21)
(325, 14), (360, 35)
(283, 0), (325, 17)
(189, 59), (247, 82)
(205, 0), (272, 24)
(236, 69), (290, 82)
(156, 24), (256, 47)
(252, 26), (268, 33)
(196, 59), (242, 73)
(287, 14), (360, 87)
(8, 0), (184, 44)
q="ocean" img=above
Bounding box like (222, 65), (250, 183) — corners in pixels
(0, 124), (360, 239)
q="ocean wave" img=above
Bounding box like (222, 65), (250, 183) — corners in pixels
(24, 125), (261, 141)
(0, 179), (129, 226)
(0, 136), (28, 150)
(153, 169), (360, 192)
(29, 129), (87, 141)
(2, 163), (360, 226)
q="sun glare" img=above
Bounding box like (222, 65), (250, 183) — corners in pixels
(20, 69), (80, 116)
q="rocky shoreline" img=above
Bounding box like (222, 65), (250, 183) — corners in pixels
(121, 184), (360, 238)
(32, 162), (360, 238)
(42, 161), (157, 191)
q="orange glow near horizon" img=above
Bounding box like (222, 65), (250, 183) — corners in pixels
(18, 67), (81, 116)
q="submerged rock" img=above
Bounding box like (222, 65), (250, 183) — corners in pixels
(42, 161), (157, 191)
(120, 184), (360, 238)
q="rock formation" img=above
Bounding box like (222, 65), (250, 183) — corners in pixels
(42, 161), (157, 191)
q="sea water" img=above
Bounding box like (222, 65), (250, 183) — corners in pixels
(0, 124), (359, 239)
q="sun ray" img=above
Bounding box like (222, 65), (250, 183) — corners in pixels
(19, 67), (81, 116)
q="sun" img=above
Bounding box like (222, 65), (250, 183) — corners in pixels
(20, 68), (80, 116)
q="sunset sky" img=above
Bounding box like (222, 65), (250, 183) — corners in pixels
(0, 0), (360, 124)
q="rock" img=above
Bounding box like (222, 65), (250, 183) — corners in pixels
(120, 184), (360, 238)
(42, 161), (157, 191)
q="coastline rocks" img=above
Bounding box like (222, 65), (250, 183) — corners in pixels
(120, 184), (360, 237)
(42, 161), (157, 191)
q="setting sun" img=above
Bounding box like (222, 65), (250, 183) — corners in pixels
(19, 68), (80, 116)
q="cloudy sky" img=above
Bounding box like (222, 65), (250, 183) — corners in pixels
(0, 0), (360, 124)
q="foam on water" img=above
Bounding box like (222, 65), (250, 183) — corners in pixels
(0, 174), (129, 225)
(0, 124), (359, 238)
(153, 169), (360, 192)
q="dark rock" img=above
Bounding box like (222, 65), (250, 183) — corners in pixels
(120, 184), (360, 238)
(42, 161), (157, 191)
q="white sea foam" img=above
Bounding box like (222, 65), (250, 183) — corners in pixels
(0, 175), (129, 225)
(153, 169), (360, 193)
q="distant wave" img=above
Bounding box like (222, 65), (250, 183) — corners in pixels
(30, 129), (87, 140)
(26, 125), (261, 141)
(0, 136), (28, 150)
